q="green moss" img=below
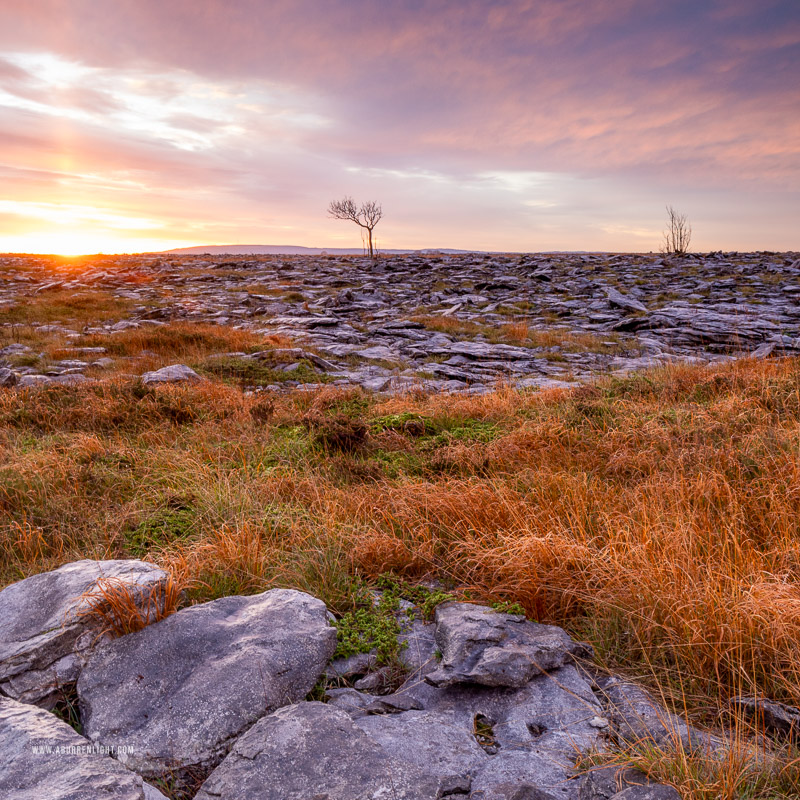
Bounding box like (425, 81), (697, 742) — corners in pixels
(370, 412), (433, 434)
(333, 586), (405, 665)
(422, 419), (500, 447)
(333, 574), (455, 665)
(375, 573), (455, 621)
(490, 600), (528, 617)
(197, 356), (328, 386)
(124, 507), (196, 557)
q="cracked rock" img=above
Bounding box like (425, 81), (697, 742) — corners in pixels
(78, 589), (336, 780)
(425, 602), (590, 688)
(194, 702), (442, 800)
(0, 559), (169, 708)
(0, 696), (168, 800)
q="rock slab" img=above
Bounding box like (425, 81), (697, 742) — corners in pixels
(0, 559), (169, 707)
(78, 588), (336, 778)
(0, 696), (167, 800)
(195, 702), (442, 800)
(425, 602), (588, 688)
(140, 364), (201, 384)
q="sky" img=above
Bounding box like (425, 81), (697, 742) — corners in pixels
(0, 0), (798, 255)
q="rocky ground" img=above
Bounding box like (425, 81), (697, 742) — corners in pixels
(1, 250), (799, 392)
(2, 558), (753, 799)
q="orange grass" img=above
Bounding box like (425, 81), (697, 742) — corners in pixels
(1, 355), (799, 721)
(75, 574), (183, 637)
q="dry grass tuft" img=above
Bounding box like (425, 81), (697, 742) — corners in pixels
(74, 322), (276, 360)
(75, 573), (184, 638)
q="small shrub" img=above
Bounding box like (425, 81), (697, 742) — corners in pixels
(305, 413), (369, 453)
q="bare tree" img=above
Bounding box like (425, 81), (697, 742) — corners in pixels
(327, 196), (383, 257)
(661, 205), (692, 255)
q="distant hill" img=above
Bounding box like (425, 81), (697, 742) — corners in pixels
(159, 244), (479, 256)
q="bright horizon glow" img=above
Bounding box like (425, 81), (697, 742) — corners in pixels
(0, 2), (797, 255)
(0, 231), (195, 256)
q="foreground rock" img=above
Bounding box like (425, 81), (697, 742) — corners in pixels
(331, 662), (608, 798)
(195, 702), (442, 800)
(0, 696), (167, 800)
(0, 560), (169, 707)
(78, 588), (336, 779)
(0, 564), (703, 799)
(425, 602), (590, 688)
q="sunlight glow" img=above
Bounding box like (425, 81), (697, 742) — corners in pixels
(0, 230), (192, 256)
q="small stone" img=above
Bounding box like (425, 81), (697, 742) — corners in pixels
(140, 364), (201, 384)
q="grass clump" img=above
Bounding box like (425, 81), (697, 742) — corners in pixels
(75, 322), (271, 359)
(124, 507), (197, 557)
(198, 356), (327, 387)
(579, 735), (800, 800)
(0, 290), (134, 325)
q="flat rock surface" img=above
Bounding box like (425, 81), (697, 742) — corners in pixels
(140, 364), (201, 384)
(77, 588), (336, 779)
(194, 702), (442, 800)
(0, 695), (167, 800)
(0, 559), (168, 707)
(354, 709), (488, 792)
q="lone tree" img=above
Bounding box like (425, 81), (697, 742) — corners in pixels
(662, 205), (692, 255)
(328, 196), (383, 257)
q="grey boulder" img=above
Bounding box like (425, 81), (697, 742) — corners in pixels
(605, 288), (647, 314)
(0, 559), (169, 707)
(469, 749), (582, 799)
(140, 364), (201, 384)
(0, 696), (167, 800)
(579, 765), (679, 800)
(598, 678), (723, 754)
(195, 702), (441, 800)
(0, 366), (19, 387)
(609, 788), (680, 800)
(425, 602), (589, 688)
(78, 588), (336, 779)
(330, 664), (608, 800)
(731, 695), (800, 740)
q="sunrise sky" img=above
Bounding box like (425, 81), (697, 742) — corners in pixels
(0, 0), (798, 255)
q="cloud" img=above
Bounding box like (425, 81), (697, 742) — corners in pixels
(0, 1), (797, 252)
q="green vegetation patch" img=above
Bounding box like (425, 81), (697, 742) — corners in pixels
(334, 574), (456, 665)
(198, 356), (329, 386)
(124, 506), (197, 557)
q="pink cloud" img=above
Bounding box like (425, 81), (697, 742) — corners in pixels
(0, 1), (796, 251)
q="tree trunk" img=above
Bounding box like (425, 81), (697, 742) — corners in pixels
(367, 227), (374, 257)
